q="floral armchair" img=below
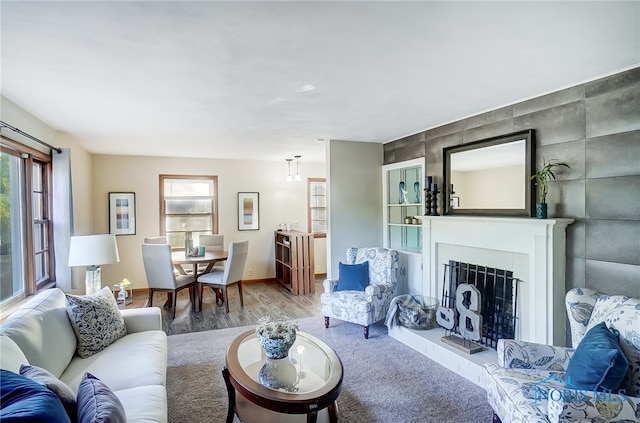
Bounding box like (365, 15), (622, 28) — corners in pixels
(321, 247), (399, 339)
(483, 288), (640, 423)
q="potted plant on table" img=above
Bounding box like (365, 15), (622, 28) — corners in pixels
(256, 315), (299, 359)
(530, 158), (571, 219)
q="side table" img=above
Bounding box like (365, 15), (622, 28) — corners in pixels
(118, 297), (149, 309)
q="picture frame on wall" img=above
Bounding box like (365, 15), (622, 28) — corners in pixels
(109, 192), (136, 235)
(238, 192), (259, 231)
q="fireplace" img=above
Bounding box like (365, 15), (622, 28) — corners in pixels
(389, 215), (573, 386)
(442, 260), (519, 350)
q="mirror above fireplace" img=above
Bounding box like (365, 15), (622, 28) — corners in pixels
(443, 129), (535, 217)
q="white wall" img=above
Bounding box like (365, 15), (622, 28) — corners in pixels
(91, 154), (325, 290)
(327, 140), (383, 278)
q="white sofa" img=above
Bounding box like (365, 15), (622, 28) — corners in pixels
(0, 288), (168, 422)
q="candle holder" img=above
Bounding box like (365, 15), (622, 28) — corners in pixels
(431, 189), (440, 216)
(424, 188), (432, 216)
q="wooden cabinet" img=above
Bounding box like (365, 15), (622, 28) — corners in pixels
(274, 231), (315, 295)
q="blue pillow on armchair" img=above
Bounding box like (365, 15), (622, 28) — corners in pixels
(336, 261), (369, 291)
(565, 321), (628, 391)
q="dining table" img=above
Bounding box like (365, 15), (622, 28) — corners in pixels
(171, 250), (228, 311)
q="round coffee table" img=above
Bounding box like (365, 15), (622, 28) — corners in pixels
(223, 330), (343, 423)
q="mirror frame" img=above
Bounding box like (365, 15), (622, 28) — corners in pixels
(443, 129), (536, 217)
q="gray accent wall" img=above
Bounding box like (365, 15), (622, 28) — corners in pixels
(383, 67), (640, 298)
(327, 140), (383, 279)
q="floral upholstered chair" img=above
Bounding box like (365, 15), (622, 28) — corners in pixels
(483, 288), (640, 423)
(321, 247), (399, 339)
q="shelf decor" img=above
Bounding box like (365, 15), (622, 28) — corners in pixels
(238, 192), (259, 231)
(109, 192), (136, 235)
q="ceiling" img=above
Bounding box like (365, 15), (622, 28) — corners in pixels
(2, 1), (638, 163)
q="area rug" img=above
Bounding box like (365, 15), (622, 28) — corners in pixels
(167, 317), (494, 423)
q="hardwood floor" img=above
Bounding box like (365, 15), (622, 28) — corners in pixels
(139, 280), (324, 335)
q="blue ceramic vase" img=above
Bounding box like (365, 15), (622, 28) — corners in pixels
(258, 332), (296, 359)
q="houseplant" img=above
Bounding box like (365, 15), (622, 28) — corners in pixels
(255, 315), (299, 359)
(530, 158), (571, 219)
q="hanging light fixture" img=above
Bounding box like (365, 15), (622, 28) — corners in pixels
(294, 155), (302, 182)
(285, 159), (293, 182)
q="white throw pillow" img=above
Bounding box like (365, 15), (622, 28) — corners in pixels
(65, 287), (127, 358)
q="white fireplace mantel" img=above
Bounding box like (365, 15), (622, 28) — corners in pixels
(420, 215), (574, 346)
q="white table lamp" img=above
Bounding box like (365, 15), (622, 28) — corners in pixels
(68, 234), (120, 294)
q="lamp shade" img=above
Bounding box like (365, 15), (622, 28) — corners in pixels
(68, 234), (120, 267)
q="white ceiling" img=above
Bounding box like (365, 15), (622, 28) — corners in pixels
(2, 1), (639, 163)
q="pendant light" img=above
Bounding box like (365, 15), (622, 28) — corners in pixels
(294, 155), (302, 182)
(285, 159), (293, 182)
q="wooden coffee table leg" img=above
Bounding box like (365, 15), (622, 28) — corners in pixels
(306, 404), (319, 423)
(222, 367), (236, 423)
(328, 402), (338, 423)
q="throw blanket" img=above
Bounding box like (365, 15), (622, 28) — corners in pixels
(385, 294), (431, 329)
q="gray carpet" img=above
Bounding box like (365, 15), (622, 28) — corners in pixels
(167, 317), (493, 423)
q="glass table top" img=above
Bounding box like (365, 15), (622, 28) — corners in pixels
(237, 332), (335, 394)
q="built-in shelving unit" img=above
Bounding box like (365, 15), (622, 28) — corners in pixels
(274, 230), (315, 295)
(382, 158), (425, 294)
(382, 159), (425, 254)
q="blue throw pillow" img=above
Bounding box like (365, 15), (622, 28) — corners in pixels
(0, 369), (71, 423)
(565, 321), (628, 391)
(336, 261), (369, 291)
(77, 372), (126, 423)
(20, 364), (77, 422)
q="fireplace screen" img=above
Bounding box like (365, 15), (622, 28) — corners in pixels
(441, 260), (519, 349)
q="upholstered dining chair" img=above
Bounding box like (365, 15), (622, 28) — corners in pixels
(198, 234), (225, 272)
(143, 236), (168, 244)
(321, 247), (399, 339)
(142, 243), (195, 319)
(197, 240), (248, 313)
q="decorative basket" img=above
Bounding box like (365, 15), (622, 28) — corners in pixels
(396, 295), (438, 330)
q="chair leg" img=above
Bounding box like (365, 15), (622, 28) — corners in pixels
(198, 283), (204, 311)
(324, 317), (330, 328)
(237, 282), (244, 307)
(148, 289), (153, 307)
(171, 290), (177, 319)
(222, 287), (229, 313)
(190, 285), (196, 311)
(364, 325), (369, 339)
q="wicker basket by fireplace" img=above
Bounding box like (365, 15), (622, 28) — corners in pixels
(396, 295), (438, 330)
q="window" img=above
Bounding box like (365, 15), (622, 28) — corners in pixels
(307, 178), (326, 238)
(159, 175), (218, 248)
(1, 138), (54, 308)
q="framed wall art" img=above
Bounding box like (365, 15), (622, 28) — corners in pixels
(109, 192), (136, 235)
(238, 192), (259, 231)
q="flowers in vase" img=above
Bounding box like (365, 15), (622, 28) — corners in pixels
(256, 315), (299, 342)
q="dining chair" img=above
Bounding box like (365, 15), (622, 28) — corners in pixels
(198, 234), (225, 272)
(197, 240), (248, 313)
(142, 243), (195, 319)
(144, 236), (168, 244)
